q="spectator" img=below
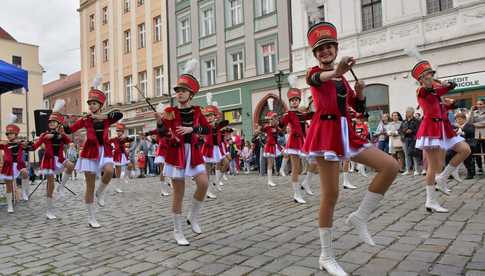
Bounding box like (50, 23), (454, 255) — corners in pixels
(388, 112), (404, 171)
(67, 143), (79, 179)
(136, 133), (149, 178)
(241, 141), (252, 174)
(399, 107), (422, 176)
(147, 135), (158, 176)
(136, 150), (146, 175)
(375, 113), (391, 153)
(453, 113), (476, 179)
(470, 100), (485, 174)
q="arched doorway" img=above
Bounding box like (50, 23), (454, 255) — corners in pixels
(253, 94), (286, 127)
(364, 84), (389, 132)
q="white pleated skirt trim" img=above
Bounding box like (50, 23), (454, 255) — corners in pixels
(114, 154), (129, 166)
(41, 157), (65, 176)
(163, 143), (206, 179)
(75, 146), (114, 176)
(307, 117), (371, 162)
(286, 148), (307, 158)
(263, 146), (282, 158)
(154, 156), (165, 164)
(416, 124), (464, 150)
(0, 162), (22, 180)
(203, 146), (224, 164)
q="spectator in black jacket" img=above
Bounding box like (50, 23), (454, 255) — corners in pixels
(453, 113), (476, 179)
(399, 107), (422, 176)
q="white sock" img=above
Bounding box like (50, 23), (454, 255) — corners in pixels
(319, 227), (334, 259)
(353, 191), (384, 222)
(439, 164), (457, 179)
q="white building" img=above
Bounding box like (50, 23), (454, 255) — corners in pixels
(291, 0), (485, 130)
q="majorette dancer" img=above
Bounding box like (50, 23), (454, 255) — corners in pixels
(109, 122), (133, 193)
(304, 22), (399, 275)
(154, 59), (210, 246)
(201, 93), (229, 198)
(262, 98), (283, 187)
(0, 114), (31, 213)
(412, 60), (471, 212)
(63, 77), (123, 228)
(219, 127), (232, 184)
(30, 100), (75, 219)
(278, 75), (314, 203)
(147, 102), (172, 197)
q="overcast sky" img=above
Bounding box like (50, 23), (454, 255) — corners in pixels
(0, 0), (80, 84)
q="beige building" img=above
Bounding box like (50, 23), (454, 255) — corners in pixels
(79, 0), (169, 135)
(0, 26), (43, 140)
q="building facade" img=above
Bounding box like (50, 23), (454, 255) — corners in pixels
(291, 0), (485, 130)
(0, 26), (43, 140)
(167, 0), (292, 137)
(79, 0), (169, 135)
(43, 71), (84, 145)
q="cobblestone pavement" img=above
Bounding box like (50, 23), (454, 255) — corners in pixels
(0, 172), (484, 276)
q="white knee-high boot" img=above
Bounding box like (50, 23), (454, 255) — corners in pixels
(86, 203), (101, 228)
(95, 181), (109, 207)
(46, 197), (56, 219)
(346, 191), (383, 246)
(21, 178), (29, 201)
(6, 192), (14, 213)
(173, 213), (189, 246)
(319, 228), (348, 276)
(187, 198), (203, 234)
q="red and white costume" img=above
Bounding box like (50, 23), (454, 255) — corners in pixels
(0, 137), (26, 181)
(201, 106), (229, 164)
(262, 112), (283, 158)
(110, 128), (131, 167)
(412, 61), (463, 150)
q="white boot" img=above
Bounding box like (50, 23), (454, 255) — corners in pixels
(21, 178), (29, 201)
(120, 167), (130, 185)
(206, 184), (217, 199)
(6, 193), (14, 213)
(435, 165), (455, 195)
(342, 172), (357, 189)
(95, 182), (108, 207)
(222, 172), (228, 181)
(160, 180), (171, 197)
(319, 228), (348, 276)
(451, 168), (463, 183)
(346, 191), (383, 246)
(267, 169), (276, 186)
(301, 172), (314, 195)
(279, 158), (287, 176)
(425, 185), (448, 213)
(57, 172), (71, 198)
(87, 203), (101, 228)
(187, 198), (203, 234)
(215, 170), (224, 186)
(46, 197), (56, 220)
(292, 182), (306, 204)
(173, 214), (189, 246)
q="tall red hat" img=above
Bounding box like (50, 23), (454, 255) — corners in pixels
(265, 111), (278, 119)
(115, 123), (126, 131)
(307, 22), (338, 51)
(203, 105), (219, 115)
(88, 88), (106, 105)
(48, 112), (65, 124)
(411, 60), (435, 81)
(174, 74), (200, 94)
(6, 124), (20, 135)
(287, 88), (302, 101)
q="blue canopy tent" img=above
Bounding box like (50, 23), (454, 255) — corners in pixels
(0, 59), (29, 93)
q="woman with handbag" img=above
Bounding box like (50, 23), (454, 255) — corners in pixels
(388, 112), (404, 172)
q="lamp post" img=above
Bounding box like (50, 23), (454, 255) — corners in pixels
(31, 131), (36, 165)
(274, 70), (284, 113)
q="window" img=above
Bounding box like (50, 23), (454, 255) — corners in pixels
(256, 0), (275, 17)
(153, 16), (162, 42)
(138, 71), (147, 97)
(178, 15), (191, 45)
(203, 58), (216, 86)
(224, 109), (242, 124)
(89, 46), (95, 67)
(308, 5), (325, 26)
(154, 66), (164, 96)
(125, 75), (133, 102)
(102, 6), (108, 25)
(102, 40), (109, 62)
(229, 51), (244, 80)
(89, 14), (95, 31)
(12, 56), (22, 67)
(124, 29), (131, 53)
(12, 108), (23, 123)
(103, 82), (111, 105)
(124, 0), (130, 13)
(137, 0), (144, 7)
(227, 0), (243, 26)
(361, 0), (382, 31)
(138, 23), (146, 49)
(427, 0), (453, 14)
(201, 6), (215, 37)
(260, 42), (276, 74)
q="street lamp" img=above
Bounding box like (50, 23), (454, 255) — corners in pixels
(31, 131), (36, 164)
(274, 70), (284, 113)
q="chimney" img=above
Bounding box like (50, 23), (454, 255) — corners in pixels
(59, 73), (67, 79)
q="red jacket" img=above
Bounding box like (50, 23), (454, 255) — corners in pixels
(280, 111), (313, 150)
(32, 132), (71, 170)
(263, 124), (281, 154)
(0, 142), (26, 176)
(146, 129), (168, 158)
(354, 122), (369, 141)
(416, 82), (455, 139)
(65, 113), (122, 160)
(303, 66), (367, 156)
(109, 136), (131, 162)
(201, 120), (228, 158)
(162, 106), (209, 168)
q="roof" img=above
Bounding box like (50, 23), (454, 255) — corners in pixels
(43, 71), (81, 97)
(0, 26), (16, 41)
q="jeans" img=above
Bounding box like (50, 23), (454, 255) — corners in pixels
(403, 138), (421, 172)
(378, 139), (389, 153)
(147, 156), (155, 175)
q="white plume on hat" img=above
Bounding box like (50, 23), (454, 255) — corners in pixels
(287, 74), (298, 88)
(92, 73), (103, 89)
(52, 99), (65, 113)
(206, 92), (213, 105)
(7, 113), (17, 124)
(404, 45), (423, 61)
(267, 98), (274, 111)
(212, 101), (218, 107)
(182, 58), (198, 75)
